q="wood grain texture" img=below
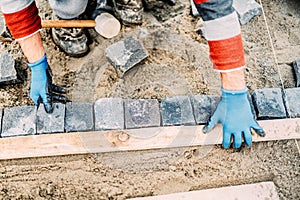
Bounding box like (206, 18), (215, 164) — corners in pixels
(0, 118), (299, 160)
(41, 20), (96, 28)
(127, 181), (280, 200)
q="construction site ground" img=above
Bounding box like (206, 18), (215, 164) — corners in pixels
(0, 0), (299, 199)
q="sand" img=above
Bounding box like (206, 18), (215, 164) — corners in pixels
(0, 0), (299, 199)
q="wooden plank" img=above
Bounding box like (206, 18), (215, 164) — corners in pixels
(0, 118), (299, 160)
(127, 181), (279, 200)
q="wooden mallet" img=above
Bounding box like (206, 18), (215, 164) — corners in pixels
(42, 13), (121, 39)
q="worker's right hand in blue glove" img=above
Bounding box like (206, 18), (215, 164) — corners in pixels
(28, 54), (67, 113)
(203, 88), (265, 149)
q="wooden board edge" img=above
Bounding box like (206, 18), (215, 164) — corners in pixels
(0, 118), (299, 160)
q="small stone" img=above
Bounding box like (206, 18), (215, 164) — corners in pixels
(283, 88), (300, 118)
(36, 103), (65, 134)
(0, 53), (17, 83)
(252, 88), (286, 119)
(138, 28), (149, 39)
(169, 165), (177, 171)
(190, 95), (220, 124)
(125, 99), (160, 129)
(106, 36), (148, 76)
(94, 98), (124, 130)
(160, 96), (196, 126)
(233, 0), (262, 25)
(65, 102), (94, 132)
(293, 59), (300, 87)
(1, 106), (36, 137)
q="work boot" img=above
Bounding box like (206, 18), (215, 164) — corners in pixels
(51, 15), (89, 57)
(112, 0), (143, 25)
(90, 0), (114, 19)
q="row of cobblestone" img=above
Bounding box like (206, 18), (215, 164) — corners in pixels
(0, 87), (299, 138)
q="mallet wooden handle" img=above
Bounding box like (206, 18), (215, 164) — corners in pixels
(41, 20), (96, 28)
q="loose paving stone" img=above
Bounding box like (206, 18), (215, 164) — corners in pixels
(283, 88), (300, 118)
(293, 59), (300, 87)
(190, 95), (220, 124)
(160, 96), (195, 126)
(0, 52), (17, 83)
(94, 98), (124, 130)
(233, 0), (262, 25)
(1, 106), (36, 137)
(124, 99), (160, 129)
(106, 36), (148, 76)
(252, 88), (286, 119)
(65, 102), (94, 132)
(36, 103), (65, 134)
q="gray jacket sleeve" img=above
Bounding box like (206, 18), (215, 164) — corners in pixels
(0, 0), (33, 14)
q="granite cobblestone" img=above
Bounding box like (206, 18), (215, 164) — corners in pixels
(94, 98), (124, 130)
(125, 99), (160, 129)
(1, 106), (36, 137)
(190, 95), (220, 125)
(293, 59), (300, 87)
(160, 96), (196, 126)
(0, 88), (297, 137)
(36, 103), (65, 134)
(283, 88), (300, 118)
(252, 88), (286, 119)
(106, 36), (148, 76)
(65, 102), (94, 132)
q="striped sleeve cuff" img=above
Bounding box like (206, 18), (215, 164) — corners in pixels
(204, 12), (245, 72)
(3, 1), (41, 40)
(204, 12), (245, 71)
(194, 0), (245, 72)
(0, 0), (33, 14)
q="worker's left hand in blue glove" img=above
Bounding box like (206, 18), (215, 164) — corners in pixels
(28, 54), (67, 113)
(203, 87), (265, 149)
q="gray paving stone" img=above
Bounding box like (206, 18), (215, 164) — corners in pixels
(125, 99), (160, 129)
(36, 103), (65, 134)
(94, 98), (124, 130)
(293, 59), (300, 87)
(106, 36), (148, 76)
(160, 96), (195, 126)
(252, 88), (286, 119)
(283, 88), (300, 118)
(65, 102), (94, 132)
(190, 95), (220, 124)
(1, 106), (36, 137)
(233, 0), (262, 25)
(0, 52), (17, 83)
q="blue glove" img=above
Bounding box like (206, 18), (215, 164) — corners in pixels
(28, 54), (67, 113)
(203, 88), (265, 148)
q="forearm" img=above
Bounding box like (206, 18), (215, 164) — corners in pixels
(220, 70), (246, 91)
(18, 32), (45, 63)
(1, 0), (44, 62)
(194, 0), (247, 91)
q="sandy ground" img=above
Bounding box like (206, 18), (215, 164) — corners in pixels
(0, 0), (299, 199)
